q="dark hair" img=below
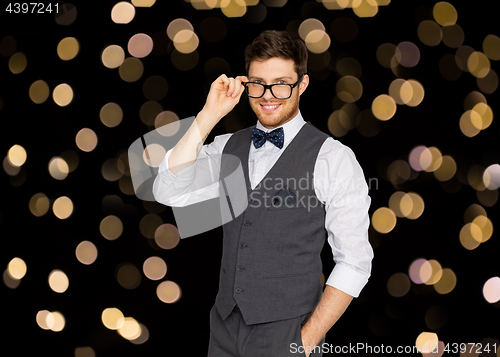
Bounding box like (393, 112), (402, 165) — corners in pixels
(244, 30), (308, 77)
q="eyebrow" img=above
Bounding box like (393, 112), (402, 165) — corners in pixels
(249, 76), (294, 81)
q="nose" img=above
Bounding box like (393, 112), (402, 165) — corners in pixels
(262, 87), (274, 100)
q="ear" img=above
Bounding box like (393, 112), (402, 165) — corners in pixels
(298, 74), (309, 96)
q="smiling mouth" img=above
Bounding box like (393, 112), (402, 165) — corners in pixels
(260, 103), (281, 112)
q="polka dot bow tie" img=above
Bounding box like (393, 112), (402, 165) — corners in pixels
(251, 127), (284, 149)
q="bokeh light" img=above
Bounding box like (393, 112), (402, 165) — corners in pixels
(468, 52), (491, 78)
(118, 317), (141, 340)
(36, 310), (53, 330)
(100, 102), (123, 128)
(111, 2), (135, 24)
(409, 258), (432, 284)
(433, 155), (456, 181)
(352, 0), (378, 18)
(128, 33), (153, 58)
(29, 80), (50, 104)
(305, 30), (331, 54)
(155, 111), (180, 136)
(483, 277), (500, 303)
(102, 158), (124, 182)
(52, 196), (73, 219)
(424, 260), (443, 286)
(460, 222), (481, 250)
(416, 332), (439, 354)
(387, 272), (411, 297)
(417, 20), (442, 47)
(139, 213), (163, 238)
(142, 144), (166, 168)
(119, 57), (144, 82)
(442, 24), (464, 48)
(167, 18), (193, 40)
(102, 307), (125, 330)
(48, 157), (69, 180)
(74, 347), (96, 357)
(75, 241), (98, 265)
(477, 69), (498, 94)
(75, 128), (98, 152)
(132, 0), (156, 6)
(395, 42), (420, 68)
(406, 192), (424, 220)
(471, 215), (493, 243)
(130, 323), (149, 345)
(143, 256), (167, 280)
(100, 215), (123, 240)
(483, 164), (500, 189)
(433, 2), (457, 26)
(471, 102), (493, 130)
(29, 193), (50, 217)
(372, 94), (397, 121)
(102, 45), (125, 69)
(7, 144), (27, 167)
(7, 257), (27, 280)
(376, 43), (396, 69)
(221, 0), (247, 18)
(48, 269), (69, 293)
(371, 207), (396, 233)
(483, 34), (500, 61)
(157, 280), (182, 303)
(8, 52), (27, 74)
(53, 83), (74, 107)
(48, 311), (65, 332)
(336, 76), (363, 103)
(455, 45), (474, 72)
(433, 268), (456, 294)
(459, 110), (481, 137)
(154, 223), (180, 249)
(116, 263), (141, 289)
(57, 37), (79, 60)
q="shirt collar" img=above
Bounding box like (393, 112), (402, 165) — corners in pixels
(255, 110), (306, 147)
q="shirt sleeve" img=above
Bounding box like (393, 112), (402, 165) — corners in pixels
(152, 133), (232, 207)
(314, 138), (374, 298)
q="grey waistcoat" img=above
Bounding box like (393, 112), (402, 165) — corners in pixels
(215, 122), (329, 325)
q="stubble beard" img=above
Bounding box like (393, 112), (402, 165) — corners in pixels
(252, 95), (300, 129)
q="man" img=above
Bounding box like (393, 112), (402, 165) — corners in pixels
(153, 30), (373, 357)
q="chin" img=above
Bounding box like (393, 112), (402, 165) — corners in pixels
(250, 97), (299, 129)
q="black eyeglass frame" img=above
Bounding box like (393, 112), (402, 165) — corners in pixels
(242, 74), (306, 99)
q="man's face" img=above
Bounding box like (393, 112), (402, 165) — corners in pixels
(247, 57), (309, 129)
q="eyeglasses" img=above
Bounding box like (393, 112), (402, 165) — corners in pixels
(243, 74), (305, 100)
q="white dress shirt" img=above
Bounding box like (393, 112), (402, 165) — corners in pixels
(153, 111), (373, 298)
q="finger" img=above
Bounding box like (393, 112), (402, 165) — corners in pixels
(236, 75), (248, 84)
(227, 77), (236, 97)
(231, 78), (242, 98)
(215, 74), (229, 91)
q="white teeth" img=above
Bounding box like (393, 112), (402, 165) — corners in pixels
(262, 104), (280, 109)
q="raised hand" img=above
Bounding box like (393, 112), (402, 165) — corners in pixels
(202, 74), (248, 125)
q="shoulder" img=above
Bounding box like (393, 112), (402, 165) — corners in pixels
(316, 136), (364, 178)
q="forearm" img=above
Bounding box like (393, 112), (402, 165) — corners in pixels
(168, 110), (218, 175)
(301, 285), (353, 354)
